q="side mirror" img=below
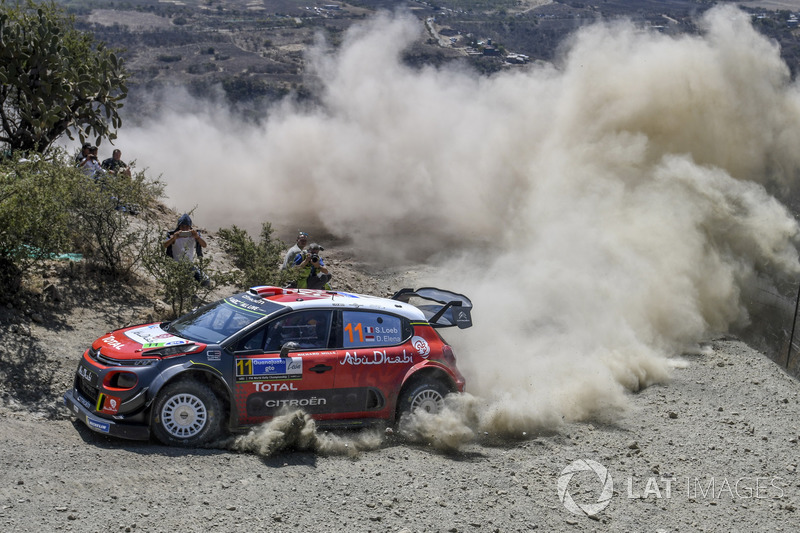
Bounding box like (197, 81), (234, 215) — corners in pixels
(280, 341), (299, 358)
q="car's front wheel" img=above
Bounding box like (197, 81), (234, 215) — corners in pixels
(151, 380), (222, 446)
(397, 379), (450, 418)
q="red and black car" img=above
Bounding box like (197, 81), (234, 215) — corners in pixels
(64, 286), (472, 446)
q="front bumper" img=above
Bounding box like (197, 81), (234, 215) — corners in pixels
(64, 389), (150, 441)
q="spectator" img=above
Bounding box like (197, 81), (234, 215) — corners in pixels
(162, 213), (209, 286)
(102, 149), (131, 177)
(293, 242), (331, 290)
(281, 231), (309, 270)
(78, 146), (104, 179)
(75, 142), (91, 164)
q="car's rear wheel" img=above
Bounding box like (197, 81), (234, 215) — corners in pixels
(151, 380), (222, 446)
(397, 379), (450, 418)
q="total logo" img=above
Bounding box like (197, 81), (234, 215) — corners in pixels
(557, 459), (613, 516)
(102, 336), (125, 350)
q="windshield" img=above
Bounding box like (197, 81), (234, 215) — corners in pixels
(166, 293), (285, 343)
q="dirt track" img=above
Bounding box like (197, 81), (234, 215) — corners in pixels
(1, 261), (799, 532)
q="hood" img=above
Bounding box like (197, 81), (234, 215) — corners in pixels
(93, 323), (200, 360)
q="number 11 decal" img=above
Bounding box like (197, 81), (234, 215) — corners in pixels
(344, 322), (363, 343)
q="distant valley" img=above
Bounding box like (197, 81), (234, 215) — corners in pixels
(53, 1), (800, 115)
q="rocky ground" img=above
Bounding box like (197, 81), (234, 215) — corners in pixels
(1, 244), (799, 532)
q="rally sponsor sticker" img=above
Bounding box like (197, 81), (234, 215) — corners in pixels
(125, 324), (188, 347)
(86, 417), (110, 433)
(236, 357), (303, 382)
(411, 336), (430, 357)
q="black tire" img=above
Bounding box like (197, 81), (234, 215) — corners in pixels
(151, 380), (222, 446)
(396, 379), (450, 419)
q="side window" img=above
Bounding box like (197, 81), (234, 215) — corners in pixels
(234, 326), (267, 352)
(263, 310), (332, 352)
(341, 311), (408, 348)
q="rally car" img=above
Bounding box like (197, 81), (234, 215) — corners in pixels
(63, 286), (472, 446)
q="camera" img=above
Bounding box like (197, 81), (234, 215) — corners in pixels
(310, 254), (319, 262)
(178, 230), (193, 238)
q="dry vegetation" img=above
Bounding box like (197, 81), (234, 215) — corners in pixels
(61, 0), (800, 114)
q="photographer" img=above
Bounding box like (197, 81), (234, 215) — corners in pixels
(293, 243), (331, 290)
(163, 213), (209, 286)
(78, 145), (104, 179)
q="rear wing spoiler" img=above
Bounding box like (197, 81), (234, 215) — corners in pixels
(391, 287), (473, 329)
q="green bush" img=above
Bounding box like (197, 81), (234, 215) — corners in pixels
(217, 222), (290, 290)
(0, 154), (81, 298)
(0, 152), (165, 298)
(141, 248), (225, 317)
(69, 168), (163, 279)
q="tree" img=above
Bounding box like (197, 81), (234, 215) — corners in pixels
(0, 1), (128, 153)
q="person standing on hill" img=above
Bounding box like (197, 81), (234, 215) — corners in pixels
(281, 231), (309, 271)
(163, 213), (209, 286)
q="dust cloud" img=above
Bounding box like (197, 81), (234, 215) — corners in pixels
(122, 6), (800, 448)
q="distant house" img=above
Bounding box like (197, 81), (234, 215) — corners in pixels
(483, 46), (500, 56)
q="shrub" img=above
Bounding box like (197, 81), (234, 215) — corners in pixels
(141, 248), (224, 317)
(217, 222), (290, 290)
(68, 168), (163, 279)
(186, 62), (217, 75)
(0, 154), (80, 299)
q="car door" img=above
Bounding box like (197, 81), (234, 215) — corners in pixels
(332, 310), (415, 418)
(230, 310), (338, 425)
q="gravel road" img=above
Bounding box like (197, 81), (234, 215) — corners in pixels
(1, 264), (799, 533)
